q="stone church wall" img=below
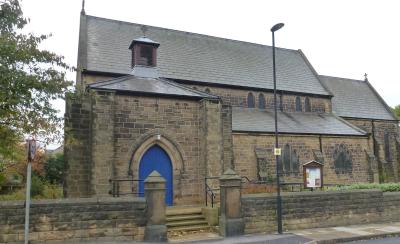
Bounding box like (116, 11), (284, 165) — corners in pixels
(113, 95), (204, 204)
(64, 94), (92, 197)
(65, 87), (230, 204)
(232, 133), (372, 184)
(187, 84), (331, 113)
(345, 118), (399, 182)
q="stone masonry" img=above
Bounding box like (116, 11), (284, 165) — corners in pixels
(241, 189), (400, 234)
(0, 197), (146, 243)
(233, 133), (373, 184)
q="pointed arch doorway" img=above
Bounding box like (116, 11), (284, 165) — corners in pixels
(139, 145), (174, 205)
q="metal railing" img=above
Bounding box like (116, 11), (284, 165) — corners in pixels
(205, 176), (220, 208)
(109, 178), (144, 197)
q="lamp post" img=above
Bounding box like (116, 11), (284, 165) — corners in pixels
(271, 22), (284, 234)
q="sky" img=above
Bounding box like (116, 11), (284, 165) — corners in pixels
(19, 0), (400, 146)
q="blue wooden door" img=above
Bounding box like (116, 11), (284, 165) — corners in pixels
(139, 145), (173, 205)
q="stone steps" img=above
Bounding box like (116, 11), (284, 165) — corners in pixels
(166, 206), (214, 237)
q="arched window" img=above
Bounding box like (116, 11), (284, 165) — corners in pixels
(282, 144), (291, 172)
(305, 97), (311, 112)
(247, 92), (255, 108)
(333, 144), (352, 172)
(295, 96), (302, 112)
(204, 88), (211, 93)
(280, 144), (300, 173)
(258, 93), (266, 109)
(384, 131), (391, 162)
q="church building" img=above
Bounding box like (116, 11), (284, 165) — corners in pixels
(64, 9), (400, 205)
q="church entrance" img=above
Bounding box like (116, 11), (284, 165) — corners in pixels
(139, 145), (174, 205)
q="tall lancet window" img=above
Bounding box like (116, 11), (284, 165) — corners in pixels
(247, 92), (255, 108)
(305, 97), (311, 112)
(258, 93), (266, 109)
(295, 96), (302, 112)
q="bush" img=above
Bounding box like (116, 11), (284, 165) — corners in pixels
(0, 173), (5, 187)
(30, 174), (44, 197)
(338, 183), (400, 192)
(44, 153), (64, 184)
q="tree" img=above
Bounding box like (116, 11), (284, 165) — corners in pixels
(0, 0), (73, 159)
(44, 153), (64, 185)
(393, 105), (400, 119)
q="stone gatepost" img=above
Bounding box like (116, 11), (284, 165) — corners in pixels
(144, 171), (167, 242)
(219, 169), (244, 237)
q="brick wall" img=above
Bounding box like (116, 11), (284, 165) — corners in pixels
(242, 189), (399, 234)
(233, 133), (373, 184)
(0, 197), (146, 243)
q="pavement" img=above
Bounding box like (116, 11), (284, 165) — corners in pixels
(77, 222), (400, 244)
(169, 222), (400, 243)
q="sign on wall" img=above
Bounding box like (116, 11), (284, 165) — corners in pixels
(303, 160), (323, 188)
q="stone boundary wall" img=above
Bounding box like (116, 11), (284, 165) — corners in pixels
(242, 189), (400, 234)
(0, 197), (146, 243)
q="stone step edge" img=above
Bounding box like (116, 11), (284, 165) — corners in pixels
(168, 225), (211, 232)
(167, 220), (209, 227)
(167, 214), (205, 222)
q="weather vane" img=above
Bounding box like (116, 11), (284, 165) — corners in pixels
(364, 73), (368, 81)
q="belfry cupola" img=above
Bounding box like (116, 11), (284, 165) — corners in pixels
(128, 30), (160, 78)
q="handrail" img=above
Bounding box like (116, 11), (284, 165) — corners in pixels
(109, 178), (144, 197)
(205, 176), (220, 208)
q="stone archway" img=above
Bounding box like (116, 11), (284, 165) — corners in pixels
(129, 133), (185, 203)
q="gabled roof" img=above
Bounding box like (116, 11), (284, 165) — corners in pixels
(232, 108), (367, 136)
(81, 15), (331, 96)
(87, 75), (218, 99)
(319, 75), (397, 120)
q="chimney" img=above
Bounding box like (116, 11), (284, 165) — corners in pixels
(129, 35), (160, 78)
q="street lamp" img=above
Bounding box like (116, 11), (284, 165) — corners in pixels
(271, 22), (284, 234)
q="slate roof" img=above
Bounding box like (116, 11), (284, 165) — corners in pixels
(87, 75), (218, 99)
(232, 108), (367, 136)
(82, 15), (331, 96)
(319, 75), (397, 120)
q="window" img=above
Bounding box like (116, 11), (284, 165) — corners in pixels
(333, 144), (352, 172)
(137, 44), (154, 66)
(258, 93), (266, 109)
(384, 131), (391, 162)
(295, 96), (302, 112)
(247, 93), (255, 108)
(279, 144), (300, 173)
(305, 97), (311, 112)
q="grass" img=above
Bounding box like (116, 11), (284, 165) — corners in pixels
(0, 184), (63, 201)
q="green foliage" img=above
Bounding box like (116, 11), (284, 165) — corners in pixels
(44, 153), (64, 184)
(0, 184), (63, 201)
(0, 0), (73, 159)
(0, 173), (6, 187)
(338, 183), (400, 192)
(30, 174), (44, 197)
(393, 105), (400, 119)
